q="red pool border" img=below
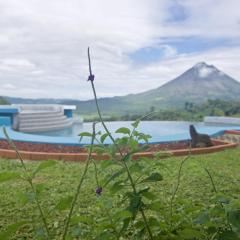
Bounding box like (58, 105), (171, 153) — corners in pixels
(224, 130), (240, 135)
(0, 139), (237, 162)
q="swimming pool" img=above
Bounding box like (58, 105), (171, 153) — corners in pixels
(1, 120), (240, 146)
(31, 121), (240, 144)
(33, 121), (202, 137)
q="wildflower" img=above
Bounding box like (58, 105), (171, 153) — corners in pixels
(88, 74), (95, 82)
(95, 187), (102, 196)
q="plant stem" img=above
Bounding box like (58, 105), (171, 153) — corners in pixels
(62, 123), (96, 240)
(91, 158), (100, 187)
(203, 167), (233, 231)
(87, 47), (154, 240)
(91, 81), (154, 239)
(3, 127), (50, 238)
(204, 167), (217, 193)
(170, 152), (191, 229)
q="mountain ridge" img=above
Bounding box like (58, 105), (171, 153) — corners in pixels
(3, 62), (240, 115)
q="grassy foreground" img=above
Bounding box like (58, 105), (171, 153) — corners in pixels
(0, 148), (240, 239)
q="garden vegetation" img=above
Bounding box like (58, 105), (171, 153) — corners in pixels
(0, 49), (239, 239)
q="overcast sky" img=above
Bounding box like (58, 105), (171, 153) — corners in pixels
(0, 0), (240, 100)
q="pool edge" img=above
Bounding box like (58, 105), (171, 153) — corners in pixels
(0, 139), (237, 162)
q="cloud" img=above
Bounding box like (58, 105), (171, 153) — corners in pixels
(197, 66), (213, 78)
(0, 58), (36, 72)
(0, 0), (239, 99)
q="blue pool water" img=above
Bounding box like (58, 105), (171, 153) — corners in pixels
(34, 121), (199, 138)
(1, 121), (240, 145)
(32, 121), (239, 143)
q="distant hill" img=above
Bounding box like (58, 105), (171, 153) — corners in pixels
(5, 62), (240, 115)
(3, 97), (64, 105)
(0, 96), (9, 105)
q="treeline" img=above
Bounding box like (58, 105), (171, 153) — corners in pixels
(83, 99), (240, 122)
(0, 97), (9, 105)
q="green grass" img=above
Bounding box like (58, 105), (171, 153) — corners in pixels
(0, 148), (240, 239)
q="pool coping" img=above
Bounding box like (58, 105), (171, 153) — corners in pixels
(0, 139), (237, 162)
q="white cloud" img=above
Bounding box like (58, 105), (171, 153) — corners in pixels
(0, 0), (239, 99)
(198, 67), (213, 78)
(0, 58), (36, 72)
(3, 83), (16, 90)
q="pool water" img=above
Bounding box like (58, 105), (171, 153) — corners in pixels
(32, 121), (238, 143)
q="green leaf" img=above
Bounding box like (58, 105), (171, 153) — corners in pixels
(120, 218), (131, 234)
(0, 221), (28, 240)
(215, 194), (230, 204)
(147, 201), (162, 211)
(129, 162), (143, 174)
(141, 172), (163, 183)
(107, 145), (117, 158)
(100, 133), (109, 143)
(113, 210), (132, 221)
(178, 228), (202, 239)
(138, 133), (152, 143)
(78, 132), (92, 142)
(115, 127), (131, 135)
(218, 230), (239, 240)
(25, 192), (37, 203)
(71, 225), (82, 237)
(228, 209), (240, 229)
(34, 160), (57, 175)
(127, 194), (142, 219)
(95, 231), (114, 240)
(110, 181), (125, 194)
(129, 138), (138, 150)
(56, 196), (73, 211)
(35, 227), (47, 239)
(138, 186), (150, 195)
(0, 172), (20, 183)
(194, 211), (210, 225)
(122, 152), (132, 162)
(148, 217), (159, 227)
(116, 136), (129, 146)
(141, 191), (157, 200)
(103, 168), (125, 187)
(78, 132), (92, 137)
(131, 120), (140, 128)
(71, 215), (93, 225)
(134, 220), (145, 229)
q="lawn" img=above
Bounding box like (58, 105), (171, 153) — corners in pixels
(0, 148), (240, 239)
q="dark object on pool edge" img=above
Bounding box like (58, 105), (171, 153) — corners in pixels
(189, 125), (213, 148)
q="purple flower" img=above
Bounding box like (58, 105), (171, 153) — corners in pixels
(95, 187), (102, 196)
(88, 74), (95, 81)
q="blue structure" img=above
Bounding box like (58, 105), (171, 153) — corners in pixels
(0, 106), (19, 127)
(63, 105), (76, 118)
(0, 117), (11, 126)
(0, 105), (76, 132)
(64, 109), (73, 118)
